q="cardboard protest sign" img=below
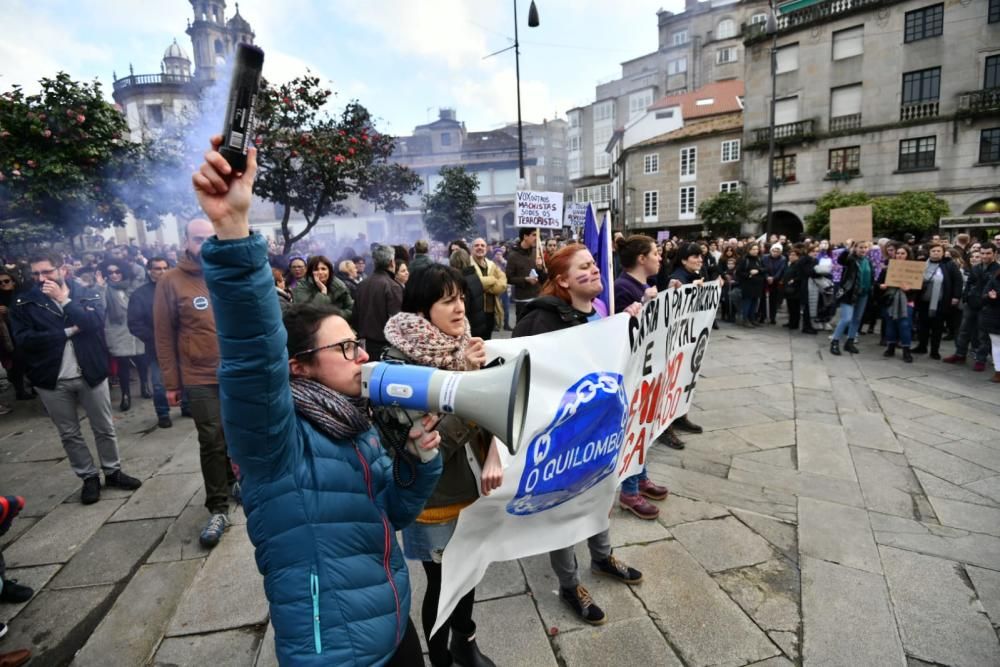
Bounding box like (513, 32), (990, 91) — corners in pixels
(884, 259), (926, 289)
(515, 190), (564, 230)
(657, 230), (671, 242)
(563, 202), (588, 229)
(433, 282), (720, 635)
(829, 205), (873, 245)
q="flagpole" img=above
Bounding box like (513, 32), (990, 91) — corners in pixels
(603, 211), (615, 315)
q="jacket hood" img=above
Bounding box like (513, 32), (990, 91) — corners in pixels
(177, 252), (203, 275)
(523, 295), (581, 324)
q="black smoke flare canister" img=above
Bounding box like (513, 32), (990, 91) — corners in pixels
(220, 43), (264, 172)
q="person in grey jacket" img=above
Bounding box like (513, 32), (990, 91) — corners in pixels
(292, 256), (354, 320)
(101, 260), (148, 411)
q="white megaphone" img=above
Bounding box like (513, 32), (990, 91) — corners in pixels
(361, 350), (531, 460)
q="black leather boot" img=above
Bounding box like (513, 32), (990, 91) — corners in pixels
(902, 347), (913, 363)
(844, 339), (860, 354)
(449, 626), (496, 667)
(830, 340), (841, 356)
(883, 343), (896, 358)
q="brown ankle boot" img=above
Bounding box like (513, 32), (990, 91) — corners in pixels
(991, 371), (1000, 384)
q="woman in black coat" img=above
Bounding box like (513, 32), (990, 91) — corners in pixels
(913, 244), (963, 359)
(449, 249), (492, 340)
(736, 244), (765, 326)
(980, 266), (1000, 383)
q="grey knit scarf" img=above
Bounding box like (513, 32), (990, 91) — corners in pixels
(922, 261), (944, 316)
(289, 377), (371, 441)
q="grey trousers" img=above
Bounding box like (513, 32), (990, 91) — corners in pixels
(36, 378), (121, 479)
(549, 529), (612, 589)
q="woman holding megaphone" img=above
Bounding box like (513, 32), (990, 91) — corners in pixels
(191, 137), (444, 666)
(378, 263), (504, 667)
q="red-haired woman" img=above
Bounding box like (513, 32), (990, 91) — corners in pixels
(513, 244), (645, 627)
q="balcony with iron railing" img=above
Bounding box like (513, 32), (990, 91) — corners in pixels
(750, 119), (815, 148)
(746, 0), (900, 43)
(899, 100), (939, 121)
(829, 113), (862, 132)
(957, 87), (1000, 118)
(112, 72), (194, 93)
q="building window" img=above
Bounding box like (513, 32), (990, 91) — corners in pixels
(904, 4), (944, 43)
(146, 104), (164, 125)
(902, 67), (941, 104)
(569, 136), (581, 151)
(536, 175), (545, 185)
(991, 0), (1000, 23)
(568, 157), (581, 178)
(680, 147), (696, 179)
(716, 19), (737, 39)
(655, 109), (675, 119)
(775, 44), (799, 74)
(668, 57), (687, 75)
(751, 13), (767, 24)
(830, 83), (863, 125)
(593, 101), (616, 122)
(720, 181), (740, 193)
(552, 157), (564, 169)
(986, 55), (1000, 90)
(569, 111), (581, 128)
(828, 146), (861, 175)
(898, 136), (936, 170)
(644, 153), (659, 174)
(980, 128), (1000, 163)
(773, 155), (797, 183)
(679, 186), (697, 218)
(575, 188), (587, 203)
(832, 25), (864, 60)
(643, 191), (659, 219)
(721, 139), (741, 163)
(673, 30), (688, 46)
(594, 153), (610, 171)
(716, 47), (738, 64)
(629, 89), (654, 120)
(774, 96), (799, 125)
(594, 126), (613, 147)
(441, 132), (451, 146)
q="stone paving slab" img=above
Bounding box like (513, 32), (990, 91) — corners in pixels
(965, 565), (1000, 628)
(2, 584), (117, 665)
(619, 540), (780, 666)
(49, 517), (172, 588)
(927, 495), (1000, 536)
(3, 498), (125, 567)
(870, 512), (1000, 571)
(841, 412), (902, 452)
(831, 376), (879, 413)
(72, 560), (202, 667)
(109, 471), (203, 522)
(965, 475), (1000, 504)
(671, 517), (775, 573)
(146, 504), (214, 563)
(852, 447), (934, 520)
(880, 546), (1000, 667)
(938, 440), (1000, 474)
(798, 497), (882, 574)
(796, 420), (855, 481)
(907, 395), (1000, 432)
(474, 556), (527, 601)
(0, 460), (81, 517)
(899, 437), (995, 486)
(906, 374), (1000, 406)
(474, 594), (558, 667)
(887, 416), (959, 447)
(0, 515), (36, 550)
(733, 446), (795, 470)
(608, 507), (671, 547)
(647, 461), (797, 522)
(713, 558), (800, 635)
(800, 555), (906, 667)
(731, 510), (798, 564)
(690, 406), (776, 432)
(255, 623), (277, 667)
(167, 525), (268, 637)
(793, 362), (833, 391)
(916, 413), (1000, 444)
(554, 617), (683, 667)
(153, 627), (263, 666)
(913, 469), (999, 507)
(1, 563), (60, 621)
(656, 494), (730, 527)
(729, 420), (796, 450)
(729, 458), (864, 508)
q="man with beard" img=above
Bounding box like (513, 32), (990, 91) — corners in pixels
(471, 237), (508, 335)
(155, 219), (239, 548)
(10, 254), (142, 504)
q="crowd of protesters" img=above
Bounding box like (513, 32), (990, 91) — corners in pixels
(2, 145), (999, 667)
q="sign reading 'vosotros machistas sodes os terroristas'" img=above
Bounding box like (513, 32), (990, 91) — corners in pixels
(515, 190), (565, 230)
(431, 281), (721, 636)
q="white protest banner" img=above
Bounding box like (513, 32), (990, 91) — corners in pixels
(515, 190), (565, 230)
(564, 202), (589, 229)
(432, 281), (721, 635)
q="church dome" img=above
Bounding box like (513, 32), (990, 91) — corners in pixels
(227, 4), (252, 32)
(163, 38), (190, 61)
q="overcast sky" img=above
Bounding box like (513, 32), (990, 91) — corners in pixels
(1, 0), (685, 136)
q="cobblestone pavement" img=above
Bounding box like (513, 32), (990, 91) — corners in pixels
(1, 322), (999, 666)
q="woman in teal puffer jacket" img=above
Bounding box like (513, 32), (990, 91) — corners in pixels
(193, 137), (442, 666)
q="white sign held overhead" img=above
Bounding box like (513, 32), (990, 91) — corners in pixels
(515, 190), (565, 229)
(563, 202), (589, 229)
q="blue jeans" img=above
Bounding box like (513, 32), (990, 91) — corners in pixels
(621, 467), (649, 496)
(832, 293), (868, 342)
(883, 305), (914, 348)
(147, 352), (169, 418)
(740, 296), (758, 322)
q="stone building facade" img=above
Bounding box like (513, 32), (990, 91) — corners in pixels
(741, 0), (1000, 238)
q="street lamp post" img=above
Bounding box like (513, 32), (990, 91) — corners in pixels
(514, 0), (539, 183)
(763, 9), (779, 239)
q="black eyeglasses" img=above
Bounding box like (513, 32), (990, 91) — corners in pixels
(0, 279), (12, 285)
(295, 338), (364, 361)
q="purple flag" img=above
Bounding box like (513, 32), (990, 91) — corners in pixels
(582, 204), (599, 258)
(597, 212), (613, 314)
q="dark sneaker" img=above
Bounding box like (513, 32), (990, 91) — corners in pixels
(619, 493), (659, 519)
(973, 361), (986, 372)
(105, 470), (142, 490)
(592, 555), (643, 585)
(658, 430), (685, 450)
(0, 578), (34, 604)
(199, 513), (230, 548)
(673, 416), (703, 434)
(560, 585), (606, 625)
(231, 481), (242, 505)
(157, 416), (173, 429)
(638, 478), (669, 501)
(942, 354), (965, 364)
(81, 476), (101, 505)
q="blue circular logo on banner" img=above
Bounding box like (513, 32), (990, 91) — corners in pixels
(506, 372), (628, 516)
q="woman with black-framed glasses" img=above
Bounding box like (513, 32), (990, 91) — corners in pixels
(192, 137), (443, 666)
(100, 261), (149, 411)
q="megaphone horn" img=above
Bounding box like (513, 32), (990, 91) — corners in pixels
(361, 350), (531, 455)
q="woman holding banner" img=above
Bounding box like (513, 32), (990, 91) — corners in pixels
(381, 264), (504, 667)
(829, 240), (873, 356)
(877, 245), (919, 363)
(513, 244), (645, 626)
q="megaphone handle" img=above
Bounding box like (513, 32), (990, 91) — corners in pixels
(406, 410), (440, 463)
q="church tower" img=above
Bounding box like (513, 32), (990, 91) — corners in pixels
(186, 0), (231, 82)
